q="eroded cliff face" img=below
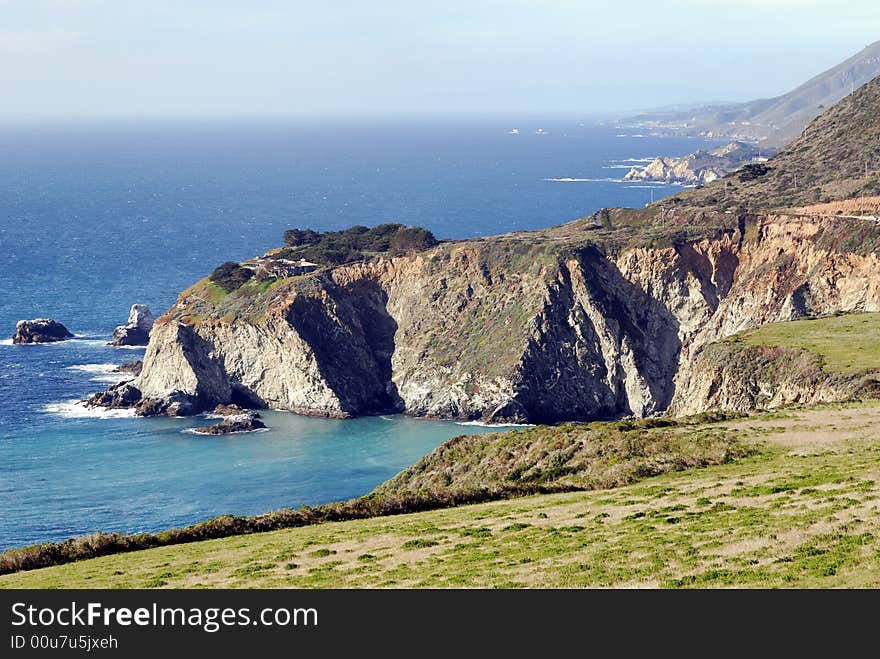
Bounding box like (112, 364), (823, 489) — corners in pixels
(670, 343), (880, 416)
(112, 212), (880, 421)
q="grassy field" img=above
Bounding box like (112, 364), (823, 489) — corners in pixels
(3, 402), (880, 589)
(736, 312), (880, 375)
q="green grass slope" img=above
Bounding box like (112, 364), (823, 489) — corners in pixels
(3, 402), (880, 588)
(737, 312), (880, 375)
(373, 414), (750, 497)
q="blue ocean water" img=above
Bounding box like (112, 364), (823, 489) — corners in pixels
(0, 118), (717, 550)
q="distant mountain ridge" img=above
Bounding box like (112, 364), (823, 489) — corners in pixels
(666, 74), (880, 210)
(624, 40), (880, 147)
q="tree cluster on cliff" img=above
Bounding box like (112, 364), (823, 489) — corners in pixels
(209, 261), (254, 292)
(280, 223), (438, 264)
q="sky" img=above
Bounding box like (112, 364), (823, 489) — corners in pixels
(1, 0), (879, 117)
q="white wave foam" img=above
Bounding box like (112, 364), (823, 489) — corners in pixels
(43, 400), (136, 419)
(112, 344), (148, 350)
(67, 363), (134, 383)
(456, 420), (536, 428)
(611, 158), (656, 163)
(66, 338), (110, 347)
(93, 373), (135, 383)
(183, 427), (270, 436)
(604, 165), (641, 169)
(67, 363), (117, 374)
(0, 337), (110, 347)
(543, 177), (622, 183)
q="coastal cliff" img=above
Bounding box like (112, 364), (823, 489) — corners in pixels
(92, 75), (880, 422)
(95, 208), (880, 422)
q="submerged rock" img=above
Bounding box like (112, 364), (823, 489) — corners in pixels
(109, 304), (154, 346)
(86, 382), (142, 409)
(86, 381), (197, 417)
(113, 361), (143, 376)
(135, 392), (197, 417)
(12, 319), (74, 344)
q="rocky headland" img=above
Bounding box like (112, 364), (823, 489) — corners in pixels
(623, 142), (767, 185)
(86, 206), (880, 423)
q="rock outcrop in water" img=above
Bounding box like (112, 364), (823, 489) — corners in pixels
(191, 405), (266, 435)
(12, 319), (74, 344)
(112, 361), (143, 376)
(109, 304), (154, 346)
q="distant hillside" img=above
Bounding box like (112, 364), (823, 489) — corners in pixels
(626, 40), (880, 147)
(623, 141), (764, 185)
(664, 75), (880, 210)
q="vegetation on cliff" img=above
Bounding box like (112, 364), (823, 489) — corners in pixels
(209, 261), (255, 292)
(736, 312), (880, 374)
(672, 313), (880, 415)
(375, 413), (750, 497)
(280, 223), (437, 265)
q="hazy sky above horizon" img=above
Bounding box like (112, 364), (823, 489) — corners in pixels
(2, 0), (879, 117)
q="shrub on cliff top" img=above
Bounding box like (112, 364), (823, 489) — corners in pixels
(389, 226), (438, 255)
(738, 163), (772, 182)
(283, 228), (321, 247)
(209, 261), (254, 292)
(279, 223), (438, 265)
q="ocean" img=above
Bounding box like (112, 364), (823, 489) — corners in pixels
(0, 117), (717, 550)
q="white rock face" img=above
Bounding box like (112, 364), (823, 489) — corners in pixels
(109, 304), (155, 346)
(623, 142), (762, 185)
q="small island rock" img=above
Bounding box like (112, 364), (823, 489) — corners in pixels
(192, 411), (266, 435)
(210, 403), (250, 417)
(12, 319), (74, 344)
(109, 304), (154, 346)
